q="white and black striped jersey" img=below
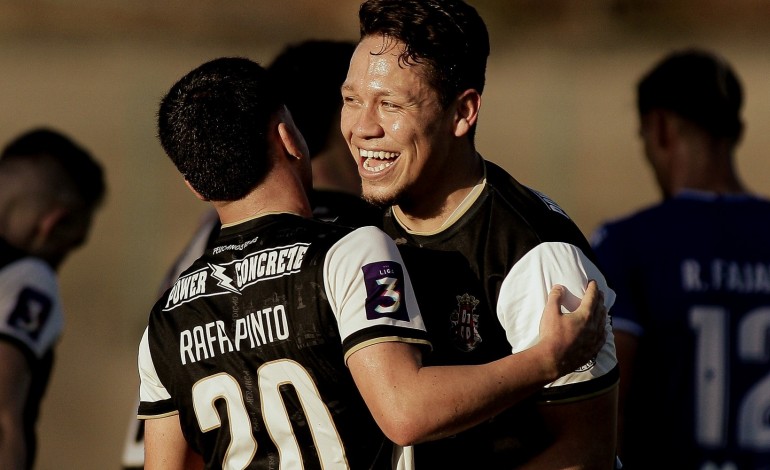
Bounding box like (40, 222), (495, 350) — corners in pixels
(0, 238), (63, 469)
(382, 160), (619, 468)
(137, 213), (429, 469)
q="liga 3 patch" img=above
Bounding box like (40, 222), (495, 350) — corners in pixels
(8, 287), (51, 341)
(362, 261), (409, 322)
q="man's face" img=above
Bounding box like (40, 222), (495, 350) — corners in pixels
(340, 34), (455, 207)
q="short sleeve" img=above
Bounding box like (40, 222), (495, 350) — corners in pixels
(137, 327), (175, 419)
(497, 242), (618, 388)
(323, 226), (430, 361)
(0, 257), (64, 359)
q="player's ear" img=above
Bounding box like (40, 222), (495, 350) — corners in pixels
(277, 106), (310, 163)
(184, 180), (208, 201)
(453, 89), (481, 138)
(36, 206), (67, 242)
(646, 109), (674, 149)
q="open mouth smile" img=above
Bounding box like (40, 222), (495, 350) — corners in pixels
(360, 149), (399, 173)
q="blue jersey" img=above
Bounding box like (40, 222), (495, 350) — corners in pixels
(592, 191), (770, 469)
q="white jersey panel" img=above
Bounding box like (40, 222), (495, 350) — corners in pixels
(137, 327), (171, 409)
(0, 257), (63, 358)
(498, 241), (617, 386)
(323, 226), (426, 344)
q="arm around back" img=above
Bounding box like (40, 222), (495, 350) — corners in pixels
(347, 280), (608, 446)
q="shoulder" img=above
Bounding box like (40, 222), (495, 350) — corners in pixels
(0, 256), (63, 358)
(482, 160), (592, 250)
(483, 159), (573, 221)
(0, 256), (58, 293)
(327, 225), (398, 260)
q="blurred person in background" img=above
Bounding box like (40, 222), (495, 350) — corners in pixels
(0, 128), (106, 470)
(591, 48), (770, 469)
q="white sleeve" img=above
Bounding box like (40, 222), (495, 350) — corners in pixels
(137, 327), (171, 409)
(497, 241), (618, 386)
(0, 257), (64, 358)
(323, 226), (427, 344)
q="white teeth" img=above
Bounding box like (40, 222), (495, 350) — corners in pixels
(360, 149), (399, 160)
(359, 148), (399, 173)
(363, 158), (395, 172)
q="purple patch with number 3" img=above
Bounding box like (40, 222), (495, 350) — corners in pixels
(362, 261), (409, 321)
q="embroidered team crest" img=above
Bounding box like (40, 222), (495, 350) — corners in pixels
(449, 293), (481, 351)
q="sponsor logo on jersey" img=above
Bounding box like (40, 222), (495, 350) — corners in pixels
(362, 261), (409, 322)
(450, 293), (481, 351)
(163, 243), (309, 311)
(211, 235), (259, 255)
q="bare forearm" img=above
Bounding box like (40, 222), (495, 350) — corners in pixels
(351, 343), (556, 445)
(145, 416), (204, 470)
(349, 281), (607, 446)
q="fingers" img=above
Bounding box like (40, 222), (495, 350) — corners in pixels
(581, 279), (608, 358)
(583, 279), (598, 304)
(547, 284), (565, 304)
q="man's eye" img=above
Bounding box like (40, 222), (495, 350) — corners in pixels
(382, 101), (399, 109)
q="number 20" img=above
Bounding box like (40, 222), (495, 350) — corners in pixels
(192, 360), (349, 469)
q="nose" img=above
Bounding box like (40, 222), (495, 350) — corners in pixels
(350, 104), (384, 140)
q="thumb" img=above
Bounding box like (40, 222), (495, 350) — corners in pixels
(545, 284), (566, 316)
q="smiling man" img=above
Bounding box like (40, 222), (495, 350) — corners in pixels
(341, 0), (620, 468)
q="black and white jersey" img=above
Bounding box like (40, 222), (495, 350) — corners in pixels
(592, 191), (770, 469)
(0, 238), (63, 469)
(382, 160), (619, 468)
(124, 195), (381, 470)
(137, 213), (429, 469)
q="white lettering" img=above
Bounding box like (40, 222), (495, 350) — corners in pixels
(178, 304), (292, 364)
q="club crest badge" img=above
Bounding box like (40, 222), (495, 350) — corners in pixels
(450, 293), (481, 351)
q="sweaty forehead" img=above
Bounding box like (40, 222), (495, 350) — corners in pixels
(346, 36), (429, 97)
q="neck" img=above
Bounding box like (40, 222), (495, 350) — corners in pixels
(213, 174), (313, 226)
(394, 151), (484, 233)
(668, 140), (747, 197)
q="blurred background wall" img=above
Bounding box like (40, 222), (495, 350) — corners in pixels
(1, 1), (768, 468)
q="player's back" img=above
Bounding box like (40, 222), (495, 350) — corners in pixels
(139, 214), (396, 469)
(592, 192), (770, 469)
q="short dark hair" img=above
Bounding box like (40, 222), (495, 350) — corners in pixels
(268, 40), (355, 157)
(157, 57), (282, 201)
(2, 127), (106, 209)
(358, 0), (490, 107)
(637, 48), (744, 142)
